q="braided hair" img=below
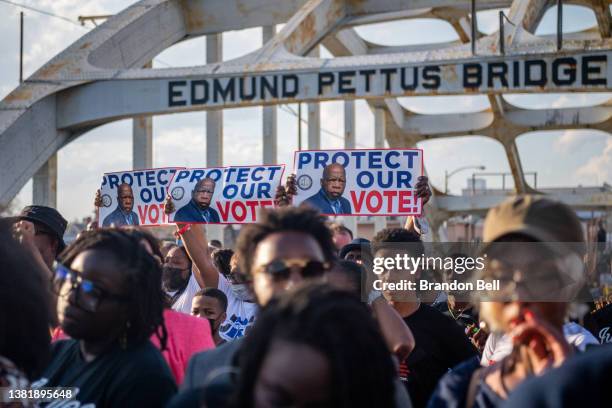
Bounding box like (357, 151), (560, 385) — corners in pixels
(232, 283), (396, 408)
(59, 229), (168, 350)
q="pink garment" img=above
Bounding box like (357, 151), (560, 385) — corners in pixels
(50, 309), (214, 385)
(152, 309), (215, 384)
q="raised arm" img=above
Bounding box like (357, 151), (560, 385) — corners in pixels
(12, 220), (53, 280)
(274, 174), (297, 207)
(165, 196), (220, 289)
(371, 296), (415, 362)
(404, 175), (431, 235)
(179, 224), (219, 289)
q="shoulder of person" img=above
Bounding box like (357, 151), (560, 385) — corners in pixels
(117, 340), (174, 375)
(422, 304), (467, 326)
(50, 338), (79, 357)
(503, 346), (612, 408)
(107, 364), (177, 407)
(427, 356), (481, 407)
(165, 309), (207, 329)
(184, 339), (243, 389)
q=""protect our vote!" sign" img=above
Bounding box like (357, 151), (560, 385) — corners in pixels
(98, 167), (182, 227)
(293, 149), (423, 216)
(166, 165), (285, 224)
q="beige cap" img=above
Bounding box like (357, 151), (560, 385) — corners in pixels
(483, 195), (584, 255)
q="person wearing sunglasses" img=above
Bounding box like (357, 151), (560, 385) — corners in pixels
(35, 229), (177, 407)
(174, 177), (221, 223)
(174, 207), (336, 407)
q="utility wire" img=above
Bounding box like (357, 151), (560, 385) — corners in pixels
(1, 2), (174, 68)
(0, 0), (83, 27)
(1, 2), (366, 147)
(280, 104), (367, 148)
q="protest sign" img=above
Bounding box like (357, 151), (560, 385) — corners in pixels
(98, 167), (182, 227)
(167, 165), (285, 224)
(293, 149), (423, 216)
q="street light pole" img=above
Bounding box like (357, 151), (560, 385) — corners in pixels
(444, 165), (486, 194)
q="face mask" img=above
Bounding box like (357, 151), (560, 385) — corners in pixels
(162, 266), (189, 292)
(231, 283), (254, 302)
(208, 318), (219, 334)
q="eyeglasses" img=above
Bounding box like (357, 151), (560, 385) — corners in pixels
(195, 189), (214, 194)
(52, 263), (131, 312)
(325, 177), (346, 183)
(257, 258), (330, 282)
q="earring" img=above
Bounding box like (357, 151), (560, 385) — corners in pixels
(120, 320), (131, 350)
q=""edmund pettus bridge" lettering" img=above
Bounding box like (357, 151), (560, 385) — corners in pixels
(167, 53), (608, 108)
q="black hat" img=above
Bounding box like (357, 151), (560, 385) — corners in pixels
(339, 238), (371, 260)
(19, 205), (67, 253)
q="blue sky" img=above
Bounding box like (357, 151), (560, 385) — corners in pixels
(0, 1), (610, 220)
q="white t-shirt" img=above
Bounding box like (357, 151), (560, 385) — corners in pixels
(217, 274), (258, 342)
(168, 273), (201, 315)
(481, 322), (599, 365)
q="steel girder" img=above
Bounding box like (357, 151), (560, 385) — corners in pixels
(0, 0), (611, 213)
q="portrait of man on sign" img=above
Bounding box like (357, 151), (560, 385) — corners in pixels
(102, 183), (140, 226)
(302, 163), (352, 215)
(174, 177), (221, 223)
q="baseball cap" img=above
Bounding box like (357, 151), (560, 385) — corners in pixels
(339, 238), (371, 260)
(483, 195), (585, 255)
(19, 205), (68, 253)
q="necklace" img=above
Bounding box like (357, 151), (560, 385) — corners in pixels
(447, 302), (466, 320)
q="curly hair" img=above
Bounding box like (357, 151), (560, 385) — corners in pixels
(235, 207), (336, 275)
(232, 283), (395, 408)
(370, 227), (424, 256)
(59, 229), (168, 350)
(194, 288), (228, 312)
(212, 248), (234, 277)
(0, 219), (52, 379)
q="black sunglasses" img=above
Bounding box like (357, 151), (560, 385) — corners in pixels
(53, 263), (131, 313)
(258, 258), (330, 281)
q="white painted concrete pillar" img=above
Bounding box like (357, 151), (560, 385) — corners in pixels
(307, 46), (320, 149)
(206, 34), (223, 168)
(33, 153), (57, 207)
(133, 61), (153, 169)
(206, 34), (223, 242)
(344, 100), (356, 149)
(262, 26), (277, 164)
(374, 108), (387, 232)
(374, 107), (386, 149)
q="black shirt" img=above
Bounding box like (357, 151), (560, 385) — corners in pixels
(35, 339), (177, 407)
(584, 303), (612, 344)
(400, 304), (479, 408)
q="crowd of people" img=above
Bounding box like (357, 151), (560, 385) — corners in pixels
(1, 175), (611, 408)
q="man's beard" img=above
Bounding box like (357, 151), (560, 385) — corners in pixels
(162, 266), (189, 292)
